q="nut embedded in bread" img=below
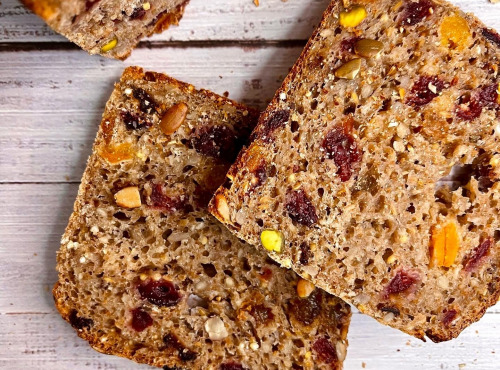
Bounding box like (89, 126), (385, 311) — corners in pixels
(54, 66), (351, 369)
(20, 0), (190, 60)
(209, 0), (500, 342)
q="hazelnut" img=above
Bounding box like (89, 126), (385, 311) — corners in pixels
(214, 193), (230, 222)
(204, 317), (228, 340)
(297, 278), (315, 298)
(114, 186), (142, 208)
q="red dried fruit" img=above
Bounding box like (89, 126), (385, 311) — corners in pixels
(473, 154), (496, 192)
(406, 76), (445, 107)
(322, 120), (362, 182)
(385, 269), (420, 297)
(259, 267), (273, 281)
(299, 242), (313, 265)
(149, 183), (186, 212)
(138, 279), (181, 307)
(251, 109), (290, 142)
(455, 94), (482, 121)
(289, 290), (323, 326)
(131, 308), (153, 332)
(69, 310), (93, 330)
(191, 125), (240, 162)
(121, 111), (152, 130)
(312, 337), (338, 364)
(479, 84), (499, 109)
(220, 363), (247, 370)
(250, 304), (275, 326)
(463, 238), (492, 272)
(130, 7), (146, 20)
(133, 88), (157, 114)
(340, 37), (361, 55)
(286, 189), (319, 227)
(398, 0), (433, 27)
(442, 309), (457, 327)
(85, 0), (101, 11)
(482, 28), (500, 48)
(163, 333), (197, 362)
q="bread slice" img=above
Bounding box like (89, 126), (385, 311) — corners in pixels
(209, 0), (500, 342)
(21, 0), (189, 60)
(54, 66), (351, 369)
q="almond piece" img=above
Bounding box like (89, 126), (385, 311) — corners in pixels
(160, 102), (188, 135)
(214, 193), (230, 222)
(114, 186), (142, 208)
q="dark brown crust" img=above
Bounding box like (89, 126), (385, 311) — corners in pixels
(209, 0), (500, 343)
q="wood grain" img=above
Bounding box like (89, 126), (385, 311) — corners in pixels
(1, 0), (500, 369)
(1, 0), (499, 44)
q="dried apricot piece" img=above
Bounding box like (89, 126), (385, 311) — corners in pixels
(430, 220), (460, 267)
(440, 14), (471, 50)
(99, 143), (134, 164)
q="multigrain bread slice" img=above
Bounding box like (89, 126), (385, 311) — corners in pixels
(21, 0), (189, 60)
(209, 0), (500, 342)
(54, 66), (351, 369)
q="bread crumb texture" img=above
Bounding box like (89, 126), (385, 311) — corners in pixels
(209, 0), (500, 342)
(54, 66), (351, 369)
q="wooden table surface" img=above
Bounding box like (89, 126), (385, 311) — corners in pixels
(0, 0), (499, 369)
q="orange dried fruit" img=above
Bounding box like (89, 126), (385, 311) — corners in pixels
(439, 14), (471, 50)
(100, 143), (134, 164)
(430, 220), (460, 267)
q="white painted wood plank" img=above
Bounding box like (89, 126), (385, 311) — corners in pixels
(0, 46), (303, 182)
(1, 0), (499, 43)
(0, 311), (498, 369)
(0, 0), (330, 42)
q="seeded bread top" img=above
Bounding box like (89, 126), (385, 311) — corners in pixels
(54, 66), (351, 369)
(210, 0), (500, 342)
(21, 0), (189, 59)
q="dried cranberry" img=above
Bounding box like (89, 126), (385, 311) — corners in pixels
(149, 184), (186, 212)
(463, 238), (492, 272)
(69, 310), (93, 330)
(482, 28), (500, 48)
(385, 269), (420, 297)
(312, 337), (338, 364)
(455, 94), (482, 121)
(133, 88), (157, 114)
(259, 267), (273, 281)
(286, 189), (318, 227)
(163, 333), (197, 362)
(442, 309), (457, 327)
(289, 290), (322, 326)
(220, 363), (247, 370)
(130, 7), (146, 20)
(340, 37), (361, 55)
(191, 125), (240, 162)
(322, 122), (362, 182)
(138, 279), (181, 307)
(479, 84), (499, 109)
(131, 308), (153, 332)
(250, 304), (274, 326)
(121, 111), (152, 130)
(299, 242), (313, 265)
(252, 161), (268, 189)
(473, 154), (496, 192)
(406, 76), (445, 107)
(251, 109), (290, 142)
(85, 0), (101, 11)
(398, 0), (433, 26)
